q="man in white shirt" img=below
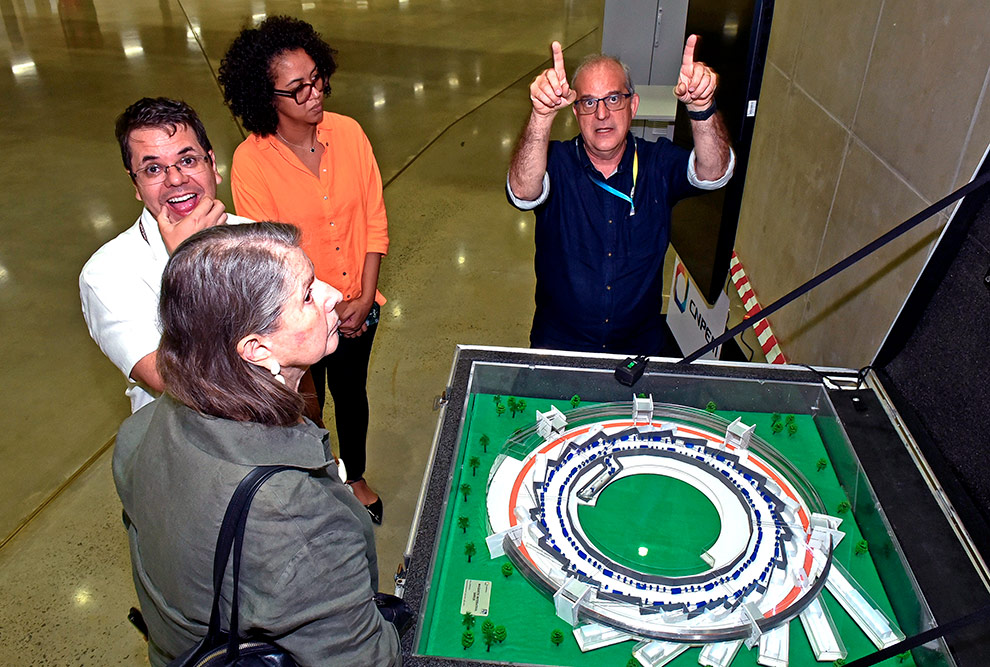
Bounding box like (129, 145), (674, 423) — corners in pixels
(80, 98), (251, 411)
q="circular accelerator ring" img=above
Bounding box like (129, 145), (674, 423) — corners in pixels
(486, 404), (839, 646)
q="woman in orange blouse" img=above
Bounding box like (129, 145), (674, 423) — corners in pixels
(219, 16), (386, 523)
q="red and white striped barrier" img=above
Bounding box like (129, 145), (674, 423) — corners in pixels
(729, 252), (786, 364)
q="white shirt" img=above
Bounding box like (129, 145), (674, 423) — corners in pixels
(79, 209), (252, 412)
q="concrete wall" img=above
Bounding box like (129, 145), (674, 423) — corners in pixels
(735, 0), (990, 367)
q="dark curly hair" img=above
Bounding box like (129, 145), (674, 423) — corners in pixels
(218, 16), (337, 136)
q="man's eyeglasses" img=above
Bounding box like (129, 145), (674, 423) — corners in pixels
(130, 154), (212, 185)
(273, 75), (326, 104)
(574, 93), (633, 115)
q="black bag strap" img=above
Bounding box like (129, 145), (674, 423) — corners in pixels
(203, 465), (311, 659)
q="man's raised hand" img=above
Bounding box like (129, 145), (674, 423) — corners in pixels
(529, 41), (577, 116)
(674, 35), (718, 111)
(157, 195), (228, 255)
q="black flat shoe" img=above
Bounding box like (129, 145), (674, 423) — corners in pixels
(365, 497), (383, 525)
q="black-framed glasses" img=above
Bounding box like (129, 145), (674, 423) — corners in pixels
(130, 154), (212, 185)
(273, 75), (326, 104)
(574, 92), (633, 115)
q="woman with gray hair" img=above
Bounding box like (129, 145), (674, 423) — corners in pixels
(112, 222), (400, 666)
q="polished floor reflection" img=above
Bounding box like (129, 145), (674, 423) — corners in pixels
(0, 0), (757, 661)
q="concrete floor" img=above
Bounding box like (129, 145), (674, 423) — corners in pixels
(0, 0), (762, 661)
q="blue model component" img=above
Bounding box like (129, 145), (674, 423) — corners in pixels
(672, 587), (681, 594)
(603, 569), (613, 577)
(704, 583), (714, 591)
(577, 550), (587, 560)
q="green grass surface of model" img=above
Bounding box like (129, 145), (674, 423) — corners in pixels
(416, 395), (917, 666)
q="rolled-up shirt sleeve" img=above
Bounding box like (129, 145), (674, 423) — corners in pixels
(687, 147), (735, 190)
(506, 172), (550, 210)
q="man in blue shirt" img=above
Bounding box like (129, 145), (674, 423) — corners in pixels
(508, 37), (734, 355)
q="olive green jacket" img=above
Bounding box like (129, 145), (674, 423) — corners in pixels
(113, 395), (400, 666)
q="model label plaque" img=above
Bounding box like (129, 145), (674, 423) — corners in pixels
(460, 579), (491, 616)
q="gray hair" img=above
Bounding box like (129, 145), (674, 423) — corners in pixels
(570, 54), (636, 95)
(157, 222), (307, 426)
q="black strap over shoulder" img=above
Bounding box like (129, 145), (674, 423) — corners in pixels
(204, 465), (311, 661)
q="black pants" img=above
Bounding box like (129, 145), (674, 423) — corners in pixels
(309, 311), (378, 482)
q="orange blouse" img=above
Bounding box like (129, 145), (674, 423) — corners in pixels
(231, 112), (388, 304)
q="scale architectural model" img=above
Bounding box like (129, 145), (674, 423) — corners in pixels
(482, 396), (904, 667)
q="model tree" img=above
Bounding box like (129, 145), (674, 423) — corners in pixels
(570, 394), (581, 408)
(494, 625), (507, 644)
(468, 456), (481, 476)
(460, 483), (471, 502)
(550, 628), (565, 647)
(516, 399), (526, 416)
(834, 659), (847, 667)
(461, 629), (474, 650)
(785, 414), (796, 425)
(457, 516), (470, 533)
(787, 422), (798, 436)
(479, 434), (490, 453)
(627, 658), (640, 667)
(855, 539), (869, 556)
(896, 652), (911, 663)
(465, 542), (477, 563)
(705, 400), (717, 413)
(816, 458), (828, 472)
(501, 562), (513, 578)
(493, 394), (501, 405)
(772, 422), (784, 435)
(495, 403), (506, 418)
(507, 396), (517, 417)
(462, 611), (475, 629)
(771, 412), (782, 425)
(482, 620), (495, 652)
(836, 500), (851, 514)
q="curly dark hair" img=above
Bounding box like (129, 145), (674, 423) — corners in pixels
(218, 16), (337, 136)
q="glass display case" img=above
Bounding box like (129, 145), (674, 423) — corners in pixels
(398, 345), (984, 667)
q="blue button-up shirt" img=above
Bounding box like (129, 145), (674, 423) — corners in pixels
(517, 133), (699, 355)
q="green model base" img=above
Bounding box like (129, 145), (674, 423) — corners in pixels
(416, 395), (920, 666)
(577, 474), (722, 577)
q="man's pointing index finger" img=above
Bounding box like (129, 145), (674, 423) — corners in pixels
(551, 41), (567, 80)
(681, 34), (698, 71)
